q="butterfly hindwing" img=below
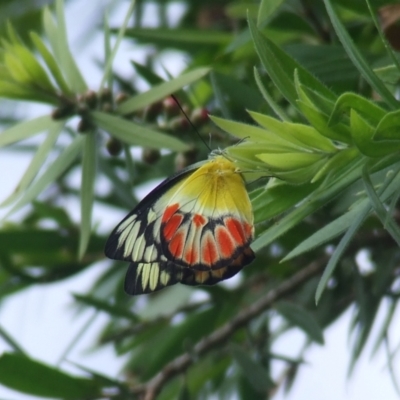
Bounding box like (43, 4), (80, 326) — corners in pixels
(124, 245), (254, 295)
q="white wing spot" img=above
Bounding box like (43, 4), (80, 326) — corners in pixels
(147, 209), (157, 223)
(160, 270), (170, 286)
(144, 244), (158, 262)
(117, 215), (136, 232)
(132, 233), (146, 261)
(140, 263), (150, 290)
(123, 221), (141, 257)
(149, 263), (160, 290)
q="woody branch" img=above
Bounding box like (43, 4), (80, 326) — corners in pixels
(133, 257), (325, 400)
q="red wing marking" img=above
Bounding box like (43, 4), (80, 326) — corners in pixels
(184, 247), (198, 265)
(163, 213), (184, 241)
(192, 214), (207, 227)
(215, 226), (235, 258)
(162, 204), (179, 222)
(225, 217), (247, 246)
(202, 233), (218, 266)
(168, 230), (185, 258)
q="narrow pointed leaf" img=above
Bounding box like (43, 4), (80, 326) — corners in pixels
(323, 0), (397, 109)
(5, 136), (84, 218)
(362, 167), (400, 247)
(0, 353), (100, 399)
(43, 1), (86, 93)
(116, 67), (210, 114)
(315, 203), (370, 304)
(231, 344), (273, 392)
(0, 116), (56, 147)
(73, 294), (138, 321)
(253, 67), (289, 121)
(100, 0), (136, 90)
(257, 0), (285, 26)
(92, 111), (188, 151)
(248, 17), (335, 111)
(275, 301), (324, 344)
(30, 32), (71, 95)
(79, 132), (97, 259)
(1, 122), (63, 207)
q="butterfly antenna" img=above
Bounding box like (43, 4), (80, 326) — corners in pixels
(171, 94), (211, 152)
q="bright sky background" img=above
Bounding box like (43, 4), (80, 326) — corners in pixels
(0, 1), (399, 399)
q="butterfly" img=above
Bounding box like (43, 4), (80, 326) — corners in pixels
(105, 155), (255, 295)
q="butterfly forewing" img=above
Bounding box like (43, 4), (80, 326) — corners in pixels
(104, 166), (195, 263)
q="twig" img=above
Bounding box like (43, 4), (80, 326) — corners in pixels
(134, 258), (325, 400)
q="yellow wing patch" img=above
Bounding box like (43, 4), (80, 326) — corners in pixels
(105, 155), (255, 295)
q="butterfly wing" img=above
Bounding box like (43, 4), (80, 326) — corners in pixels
(124, 246), (254, 295)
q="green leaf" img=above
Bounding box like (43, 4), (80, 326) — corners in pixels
(73, 294), (138, 321)
(297, 101), (352, 145)
(92, 111), (188, 152)
(43, 1), (86, 94)
(312, 147), (360, 182)
(116, 67), (210, 114)
(103, 12), (112, 89)
(283, 198), (368, 262)
(0, 353), (100, 399)
(249, 110), (337, 152)
(315, 203), (370, 304)
(0, 115), (56, 147)
(248, 17), (335, 112)
(231, 344), (273, 392)
(131, 61), (164, 86)
(258, 0), (285, 26)
(351, 110), (400, 157)
(275, 301), (324, 344)
(287, 44), (360, 91)
(8, 42), (55, 93)
(323, 0), (397, 109)
(374, 110), (400, 140)
(251, 180), (318, 223)
(251, 154), (365, 254)
(210, 71), (232, 119)
(210, 115), (301, 150)
(0, 121), (63, 207)
(0, 325), (26, 354)
(328, 92), (385, 127)
(5, 136), (84, 218)
(79, 132), (97, 259)
(55, 0), (86, 92)
(257, 152), (325, 170)
(285, 163), (400, 262)
(362, 166), (400, 247)
(30, 31), (71, 95)
(212, 72), (264, 112)
(123, 28), (231, 50)
(99, 0), (136, 90)
(253, 67), (289, 121)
